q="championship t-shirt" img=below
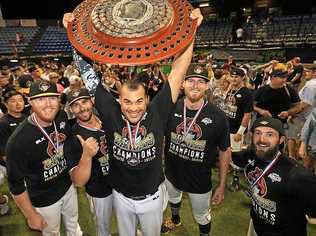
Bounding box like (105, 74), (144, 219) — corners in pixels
(6, 111), (72, 207)
(165, 99), (230, 193)
(245, 155), (316, 236)
(221, 87), (253, 133)
(95, 81), (174, 197)
(64, 122), (112, 198)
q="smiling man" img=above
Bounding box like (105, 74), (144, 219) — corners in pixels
(162, 65), (231, 236)
(6, 81), (82, 235)
(64, 9), (203, 236)
(244, 117), (316, 236)
(64, 88), (113, 236)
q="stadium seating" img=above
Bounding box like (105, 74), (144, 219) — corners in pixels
(33, 26), (72, 54)
(0, 14), (316, 57)
(0, 27), (39, 55)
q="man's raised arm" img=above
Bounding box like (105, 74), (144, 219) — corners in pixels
(63, 13), (101, 95)
(73, 51), (100, 95)
(168, 9), (203, 103)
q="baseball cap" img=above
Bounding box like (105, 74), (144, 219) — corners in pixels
(29, 81), (59, 100)
(67, 88), (91, 106)
(271, 69), (288, 78)
(251, 117), (285, 136)
(19, 74), (33, 88)
(2, 88), (23, 102)
(230, 67), (246, 77)
(185, 64), (209, 81)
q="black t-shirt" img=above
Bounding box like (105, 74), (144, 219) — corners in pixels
(6, 111), (72, 207)
(64, 122), (112, 198)
(94, 81), (174, 197)
(245, 155), (316, 236)
(287, 64), (304, 84)
(221, 87), (253, 133)
(165, 99), (230, 193)
(254, 85), (300, 123)
(0, 113), (26, 157)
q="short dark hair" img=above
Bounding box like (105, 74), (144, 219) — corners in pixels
(122, 79), (148, 95)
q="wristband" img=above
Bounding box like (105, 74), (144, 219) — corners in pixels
(237, 126), (247, 135)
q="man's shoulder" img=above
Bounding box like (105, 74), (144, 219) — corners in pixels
(204, 102), (227, 121)
(7, 118), (31, 145)
(0, 114), (10, 127)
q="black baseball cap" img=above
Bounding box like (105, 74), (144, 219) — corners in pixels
(271, 69), (288, 78)
(231, 67), (246, 77)
(2, 88), (23, 102)
(67, 88), (91, 106)
(19, 75), (33, 88)
(29, 81), (59, 100)
(185, 64), (209, 81)
(251, 117), (285, 136)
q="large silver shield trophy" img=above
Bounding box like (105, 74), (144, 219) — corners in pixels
(67, 0), (197, 65)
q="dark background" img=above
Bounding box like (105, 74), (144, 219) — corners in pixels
(0, 0), (316, 19)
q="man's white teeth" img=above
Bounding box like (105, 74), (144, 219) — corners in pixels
(259, 144), (268, 147)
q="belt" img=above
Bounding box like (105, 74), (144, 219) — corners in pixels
(122, 192), (156, 201)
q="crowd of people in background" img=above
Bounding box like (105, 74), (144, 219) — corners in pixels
(1, 48), (316, 235)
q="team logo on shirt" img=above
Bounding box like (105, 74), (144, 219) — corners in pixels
(42, 131), (67, 182)
(122, 125), (147, 147)
(201, 118), (212, 125)
(46, 132), (67, 158)
(268, 173), (282, 183)
(248, 167), (267, 197)
(113, 126), (156, 167)
(100, 135), (108, 156)
(247, 166), (277, 226)
(59, 121), (66, 130)
(175, 118), (202, 140)
(168, 120), (206, 163)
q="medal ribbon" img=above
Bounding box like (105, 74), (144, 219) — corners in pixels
(183, 99), (207, 139)
(31, 113), (59, 152)
(125, 120), (140, 149)
(245, 151), (282, 189)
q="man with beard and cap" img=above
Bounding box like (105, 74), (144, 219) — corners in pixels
(64, 88), (113, 236)
(161, 64), (231, 236)
(242, 116), (316, 236)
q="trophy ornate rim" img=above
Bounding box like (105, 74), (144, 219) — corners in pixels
(67, 0), (197, 65)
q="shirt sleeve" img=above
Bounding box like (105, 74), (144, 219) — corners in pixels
(149, 81), (175, 128)
(0, 122), (10, 156)
(72, 50), (100, 95)
(253, 87), (263, 104)
(301, 109), (316, 144)
(63, 135), (82, 172)
(242, 90), (254, 113)
(6, 137), (27, 195)
(299, 85), (316, 106)
(289, 166), (316, 217)
(288, 85), (301, 103)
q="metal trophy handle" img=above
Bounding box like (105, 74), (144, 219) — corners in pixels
(67, 0), (197, 65)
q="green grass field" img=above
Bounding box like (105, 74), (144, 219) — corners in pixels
(1, 172), (316, 236)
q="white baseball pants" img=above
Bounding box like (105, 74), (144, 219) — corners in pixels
(113, 185), (164, 236)
(35, 184), (82, 236)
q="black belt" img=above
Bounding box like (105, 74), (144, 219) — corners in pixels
(122, 192), (156, 201)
